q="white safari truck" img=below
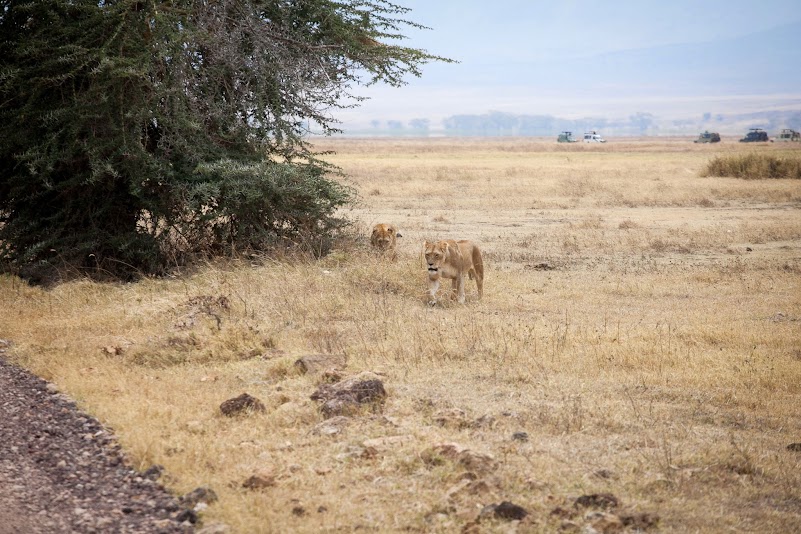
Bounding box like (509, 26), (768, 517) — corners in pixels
(583, 131), (606, 143)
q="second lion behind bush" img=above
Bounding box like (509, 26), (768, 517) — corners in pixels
(371, 224), (401, 260)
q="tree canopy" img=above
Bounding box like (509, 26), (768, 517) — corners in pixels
(0, 0), (447, 282)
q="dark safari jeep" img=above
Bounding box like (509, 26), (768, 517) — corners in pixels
(557, 131), (579, 143)
(739, 128), (770, 142)
(694, 131), (721, 143)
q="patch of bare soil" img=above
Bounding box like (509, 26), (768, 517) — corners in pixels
(0, 355), (192, 534)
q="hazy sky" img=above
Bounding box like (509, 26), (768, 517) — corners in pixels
(337, 0), (801, 129)
(398, 0), (801, 61)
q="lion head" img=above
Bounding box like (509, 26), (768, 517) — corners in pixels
(371, 224), (399, 251)
(424, 240), (459, 276)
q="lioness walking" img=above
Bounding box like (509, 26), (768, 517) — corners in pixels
(424, 239), (483, 304)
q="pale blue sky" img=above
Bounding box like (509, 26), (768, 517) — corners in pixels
(399, 0), (801, 61)
(337, 0), (801, 130)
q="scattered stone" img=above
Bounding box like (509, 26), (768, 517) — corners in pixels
(511, 431), (529, 442)
(574, 493), (619, 510)
(317, 396), (362, 418)
(621, 512), (660, 530)
(219, 393), (266, 416)
(310, 371), (387, 418)
(479, 501), (528, 521)
(311, 416), (351, 436)
(175, 509), (198, 524)
(291, 505), (306, 516)
(242, 470), (276, 490)
(786, 443), (801, 452)
(294, 354), (347, 375)
(494, 501), (529, 521)
(142, 464), (164, 480)
(194, 502), (209, 512)
(180, 486), (218, 508)
(102, 345), (124, 356)
(421, 442), (497, 473)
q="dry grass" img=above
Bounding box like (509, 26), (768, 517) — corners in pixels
(702, 152), (801, 179)
(2, 137), (801, 533)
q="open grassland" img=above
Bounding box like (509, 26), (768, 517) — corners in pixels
(2, 137), (801, 533)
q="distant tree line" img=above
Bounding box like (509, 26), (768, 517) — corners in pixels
(363, 109), (801, 137)
(442, 111), (656, 136)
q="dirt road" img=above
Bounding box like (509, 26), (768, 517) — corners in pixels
(0, 354), (192, 534)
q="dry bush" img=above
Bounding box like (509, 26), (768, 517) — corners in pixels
(703, 152), (801, 179)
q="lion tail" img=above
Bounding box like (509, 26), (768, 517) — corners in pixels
(471, 245), (484, 281)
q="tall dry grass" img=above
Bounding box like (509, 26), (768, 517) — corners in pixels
(2, 137), (801, 533)
(702, 152), (801, 179)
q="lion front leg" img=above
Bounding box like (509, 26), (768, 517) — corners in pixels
(456, 274), (466, 304)
(428, 278), (440, 305)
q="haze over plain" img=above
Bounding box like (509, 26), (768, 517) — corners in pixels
(337, 0), (801, 135)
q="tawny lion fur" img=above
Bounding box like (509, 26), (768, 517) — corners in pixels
(371, 223), (401, 261)
(424, 239), (484, 304)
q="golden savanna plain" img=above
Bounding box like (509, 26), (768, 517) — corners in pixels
(2, 137), (800, 532)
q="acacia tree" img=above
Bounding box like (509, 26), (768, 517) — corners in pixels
(0, 0), (446, 281)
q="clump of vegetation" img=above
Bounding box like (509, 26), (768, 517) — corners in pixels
(702, 153), (801, 179)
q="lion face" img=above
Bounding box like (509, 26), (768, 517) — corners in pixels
(424, 240), (449, 275)
(371, 224), (398, 251)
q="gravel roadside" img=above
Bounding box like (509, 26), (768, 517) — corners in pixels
(0, 352), (193, 534)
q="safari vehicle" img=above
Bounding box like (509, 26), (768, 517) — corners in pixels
(775, 128), (800, 142)
(694, 131), (721, 143)
(739, 128), (770, 142)
(583, 131), (606, 143)
(557, 131), (579, 143)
